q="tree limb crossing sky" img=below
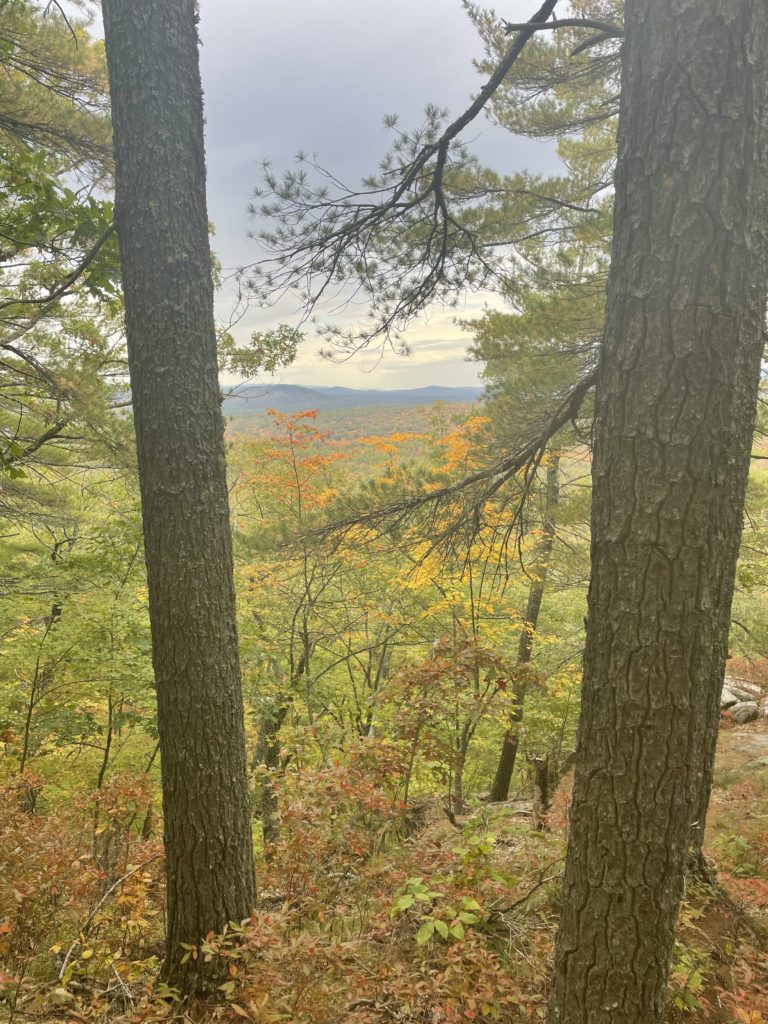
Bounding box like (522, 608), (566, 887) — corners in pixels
(103, 0), (562, 389)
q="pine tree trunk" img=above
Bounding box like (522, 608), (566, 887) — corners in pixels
(490, 455), (559, 802)
(101, 1), (256, 996)
(547, 4), (768, 1023)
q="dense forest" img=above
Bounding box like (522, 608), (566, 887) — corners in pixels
(2, 2), (768, 1023)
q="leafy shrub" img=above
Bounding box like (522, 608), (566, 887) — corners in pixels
(0, 773), (163, 1016)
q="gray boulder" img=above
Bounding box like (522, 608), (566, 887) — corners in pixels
(724, 677), (762, 701)
(729, 701), (759, 725)
(731, 686), (760, 703)
(721, 687), (739, 709)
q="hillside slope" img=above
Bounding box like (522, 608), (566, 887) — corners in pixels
(222, 384), (483, 414)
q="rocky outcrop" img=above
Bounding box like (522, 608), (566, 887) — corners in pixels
(721, 687), (739, 709)
(724, 676), (762, 702)
(722, 676), (766, 718)
(729, 701), (760, 725)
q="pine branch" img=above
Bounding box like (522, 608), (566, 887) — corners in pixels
(322, 365), (597, 551)
(243, 0), (563, 350)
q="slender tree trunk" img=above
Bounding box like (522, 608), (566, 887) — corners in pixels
(93, 695), (115, 871)
(452, 741), (466, 815)
(18, 674), (38, 777)
(101, 1), (256, 996)
(490, 455), (559, 802)
(96, 693), (113, 791)
(253, 699), (290, 849)
(18, 602), (60, 778)
(529, 754), (549, 831)
(548, 4), (768, 1023)
(141, 741), (161, 840)
(402, 718), (424, 808)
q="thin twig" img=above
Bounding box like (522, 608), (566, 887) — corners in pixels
(495, 856), (565, 915)
(44, 1), (78, 46)
(59, 854), (161, 980)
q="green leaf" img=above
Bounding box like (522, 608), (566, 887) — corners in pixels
(391, 893), (415, 914)
(416, 921), (435, 946)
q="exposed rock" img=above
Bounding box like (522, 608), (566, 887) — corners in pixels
(728, 732), (768, 756)
(731, 686), (761, 703)
(729, 701), (760, 725)
(721, 687), (739, 709)
(506, 798), (534, 817)
(724, 676), (762, 700)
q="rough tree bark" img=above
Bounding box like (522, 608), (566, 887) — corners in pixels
(490, 455), (559, 802)
(101, 1), (256, 996)
(547, 3), (768, 1023)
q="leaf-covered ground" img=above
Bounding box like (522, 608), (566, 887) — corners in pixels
(2, 720), (768, 1024)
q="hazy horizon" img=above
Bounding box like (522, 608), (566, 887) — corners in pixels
(222, 381), (484, 394)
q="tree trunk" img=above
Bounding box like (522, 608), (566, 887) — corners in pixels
(490, 455), (559, 802)
(452, 743), (466, 815)
(529, 754), (549, 832)
(548, 4), (768, 1023)
(253, 699), (290, 849)
(101, 1), (256, 996)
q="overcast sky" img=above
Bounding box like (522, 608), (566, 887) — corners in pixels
(102, 2), (562, 389)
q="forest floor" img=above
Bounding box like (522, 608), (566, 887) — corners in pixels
(2, 721), (768, 1024)
(670, 718), (768, 1022)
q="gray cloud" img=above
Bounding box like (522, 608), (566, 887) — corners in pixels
(99, 1), (562, 388)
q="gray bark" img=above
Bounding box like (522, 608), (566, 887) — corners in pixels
(101, 0), (256, 996)
(548, 3), (768, 1022)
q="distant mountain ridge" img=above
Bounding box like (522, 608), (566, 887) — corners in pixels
(222, 384), (483, 414)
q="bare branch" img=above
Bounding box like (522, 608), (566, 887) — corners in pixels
(44, 0), (78, 46)
(501, 18), (623, 38)
(570, 32), (620, 57)
(2, 419), (72, 467)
